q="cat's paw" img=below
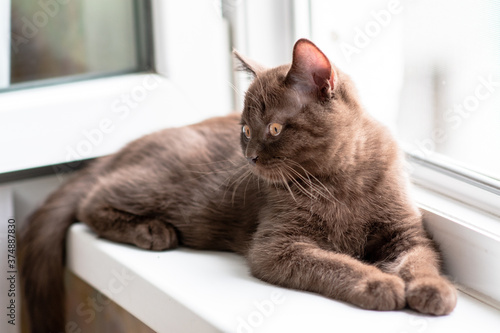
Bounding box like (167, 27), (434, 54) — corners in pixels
(134, 220), (178, 251)
(406, 276), (457, 315)
(352, 273), (406, 311)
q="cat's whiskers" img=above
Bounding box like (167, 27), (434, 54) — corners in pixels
(265, 168), (281, 194)
(279, 164), (311, 193)
(226, 81), (245, 101)
(204, 162), (252, 206)
(188, 162), (249, 192)
(242, 170), (254, 206)
(279, 159), (344, 206)
(289, 167), (331, 201)
(285, 160), (332, 195)
(277, 168), (297, 202)
(186, 168), (246, 190)
(281, 164), (317, 199)
(265, 171), (280, 192)
(228, 168), (254, 206)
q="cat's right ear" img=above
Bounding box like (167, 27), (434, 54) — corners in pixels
(233, 50), (265, 77)
(285, 39), (336, 100)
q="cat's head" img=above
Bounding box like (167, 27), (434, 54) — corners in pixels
(235, 38), (362, 183)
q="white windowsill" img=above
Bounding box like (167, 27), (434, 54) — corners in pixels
(67, 223), (500, 333)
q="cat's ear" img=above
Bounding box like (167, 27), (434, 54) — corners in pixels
(233, 50), (265, 77)
(286, 39), (336, 98)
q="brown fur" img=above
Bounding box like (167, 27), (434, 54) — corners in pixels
(20, 39), (456, 333)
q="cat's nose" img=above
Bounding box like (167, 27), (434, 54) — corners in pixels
(247, 155), (259, 165)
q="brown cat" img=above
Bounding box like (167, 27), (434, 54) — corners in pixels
(20, 39), (457, 333)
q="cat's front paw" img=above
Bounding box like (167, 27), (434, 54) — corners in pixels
(134, 220), (178, 251)
(352, 273), (406, 311)
(406, 276), (457, 315)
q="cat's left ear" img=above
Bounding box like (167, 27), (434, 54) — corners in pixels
(286, 39), (336, 98)
(233, 50), (265, 78)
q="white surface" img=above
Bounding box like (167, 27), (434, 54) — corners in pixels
(67, 224), (500, 333)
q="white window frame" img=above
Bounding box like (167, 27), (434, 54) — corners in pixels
(0, 0), (232, 175)
(409, 153), (500, 218)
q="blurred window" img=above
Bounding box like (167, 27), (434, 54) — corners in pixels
(310, 0), (500, 182)
(3, 0), (151, 90)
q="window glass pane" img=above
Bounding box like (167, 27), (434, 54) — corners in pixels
(398, 0), (500, 181)
(310, 0), (500, 181)
(8, 0), (150, 87)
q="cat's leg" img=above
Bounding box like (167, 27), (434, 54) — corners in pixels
(375, 224), (457, 315)
(77, 171), (179, 251)
(247, 236), (406, 311)
(82, 206), (178, 251)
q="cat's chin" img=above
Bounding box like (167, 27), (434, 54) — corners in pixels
(250, 163), (288, 184)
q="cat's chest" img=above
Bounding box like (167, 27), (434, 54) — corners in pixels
(264, 191), (369, 255)
(306, 201), (368, 254)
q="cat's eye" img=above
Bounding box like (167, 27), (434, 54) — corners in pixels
(269, 123), (283, 136)
(242, 125), (252, 139)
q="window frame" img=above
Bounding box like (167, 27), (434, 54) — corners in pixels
(409, 152), (500, 218)
(0, 0), (233, 177)
(5, 0), (154, 92)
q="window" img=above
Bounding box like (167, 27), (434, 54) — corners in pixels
(309, 0), (500, 177)
(397, 0), (500, 182)
(0, 0), (232, 178)
(5, 0), (152, 90)
(307, 0), (500, 217)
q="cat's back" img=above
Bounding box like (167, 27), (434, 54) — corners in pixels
(100, 112), (243, 172)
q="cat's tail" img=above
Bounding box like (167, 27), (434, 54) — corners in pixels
(19, 167), (95, 333)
